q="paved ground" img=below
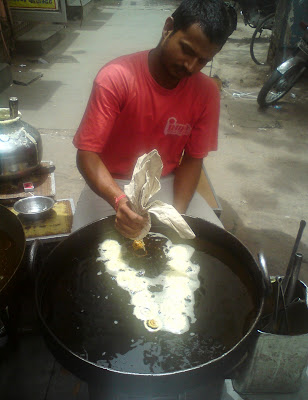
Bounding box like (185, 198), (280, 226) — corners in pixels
(1, 0), (307, 279)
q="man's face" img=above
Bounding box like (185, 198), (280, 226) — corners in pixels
(160, 20), (222, 82)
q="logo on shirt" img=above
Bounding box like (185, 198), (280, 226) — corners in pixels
(164, 117), (192, 137)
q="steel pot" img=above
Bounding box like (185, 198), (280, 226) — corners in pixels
(34, 215), (267, 396)
(0, 98), (42, 181)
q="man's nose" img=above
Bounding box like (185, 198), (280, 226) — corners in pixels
(184, 57), (198, 74)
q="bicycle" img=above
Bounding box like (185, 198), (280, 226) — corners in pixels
(250, 12), (275, 65)
(226, 1), (277, 65)
(257, 22), (308, 107)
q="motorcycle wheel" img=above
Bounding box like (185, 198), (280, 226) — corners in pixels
(250, 13), (275, 66)
(257, 63), (307, 107)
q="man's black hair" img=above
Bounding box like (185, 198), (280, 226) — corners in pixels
(171, 0), (231, 46)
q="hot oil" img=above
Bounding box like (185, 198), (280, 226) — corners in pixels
(0, 230), (18, 290)
(42, 231), (258, 374)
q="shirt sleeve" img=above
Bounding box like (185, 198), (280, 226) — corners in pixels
(184, 78), (220, 158)
(73, 65), (128, 153)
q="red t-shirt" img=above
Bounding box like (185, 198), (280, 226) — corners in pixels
(73, 50), (220, 179)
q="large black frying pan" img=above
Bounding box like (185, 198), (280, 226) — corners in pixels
(0, 205), (25, 308)
(35, 215), (267, 396)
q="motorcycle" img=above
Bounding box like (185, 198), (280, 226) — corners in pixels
(225, 1), (277, 65)
(236, 0), (276, 28)
(257, 21), (308, 107)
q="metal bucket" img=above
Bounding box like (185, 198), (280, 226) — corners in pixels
(232, 279), (308, 394)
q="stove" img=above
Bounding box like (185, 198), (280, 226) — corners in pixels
(0, 160), (74, 243)
(0, 248), (225, 400)
(88, 381), (224, 400)
(0, 161), (56, 206)
(0, 164), (224, 400)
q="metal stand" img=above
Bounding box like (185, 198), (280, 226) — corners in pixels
(88, 380), (225, 400)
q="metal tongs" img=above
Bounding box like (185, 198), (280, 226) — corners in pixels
(281, 220), (306, 303)
(262, 220), (306, 334)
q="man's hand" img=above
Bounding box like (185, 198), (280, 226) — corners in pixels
(77, 150), (147, 237)
(115, 199), (148, 238)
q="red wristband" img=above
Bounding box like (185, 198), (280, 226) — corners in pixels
(114, 194), (127, 211)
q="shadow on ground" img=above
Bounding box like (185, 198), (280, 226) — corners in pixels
(220, 198), (308, 283)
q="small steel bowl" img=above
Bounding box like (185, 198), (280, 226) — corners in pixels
(14, 196), (55, 217)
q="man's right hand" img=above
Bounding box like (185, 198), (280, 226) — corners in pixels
(115, 198), (148, 238)
(76, 151), (147, 237)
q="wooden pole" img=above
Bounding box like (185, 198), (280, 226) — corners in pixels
(0, 0), (14, 62)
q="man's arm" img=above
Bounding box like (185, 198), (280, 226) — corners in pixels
(77, 150), (146, 238)
(173, 153), (203, 214)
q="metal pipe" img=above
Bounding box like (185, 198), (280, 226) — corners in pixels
(9, 97), (18, 119)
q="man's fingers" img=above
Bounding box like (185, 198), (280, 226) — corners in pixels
(115, 217), (143, 238)
(118, 203), (146, 228)
(115, 202), (148, 238)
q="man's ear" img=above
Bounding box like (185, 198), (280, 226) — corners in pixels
(162, 17), (174, 38)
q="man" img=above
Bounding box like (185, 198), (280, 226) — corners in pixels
(72, 0), (230, 237)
